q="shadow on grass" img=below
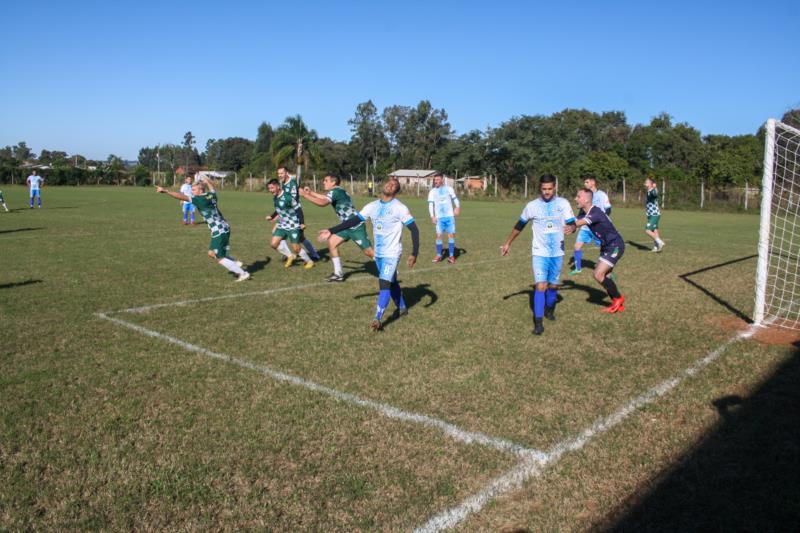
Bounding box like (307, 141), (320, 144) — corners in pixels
(599, 342), (800, 532)
(678, 255), (757, 323)
(0, 227), (44, 235)
(559, 279), (608, 306)
(245, 257), (271, 274)
(343, 260), (378, 280)
(625, 240), (653, 251)
(502, 285), (565, 309)
(353, 283), (437, 328)
(0, 279), (43, 290)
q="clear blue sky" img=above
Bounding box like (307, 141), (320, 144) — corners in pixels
(1, 0), (798, 160)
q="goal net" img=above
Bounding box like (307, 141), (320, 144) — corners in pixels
(754, 119), (800, 329)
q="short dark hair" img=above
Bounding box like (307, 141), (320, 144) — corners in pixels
(276, 166), (287, 173)
(539, 174), (557, 185)
(433, 172), (444, 179)
(582, 174), (597, 183)
(267, 178), (280, 187)
(578, 187), (594, 197)
(325, 174), (341, 185)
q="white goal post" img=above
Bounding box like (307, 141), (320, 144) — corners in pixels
(754, 118), (800, 329)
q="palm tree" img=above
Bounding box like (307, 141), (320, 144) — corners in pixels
(271, 115), (321, 180)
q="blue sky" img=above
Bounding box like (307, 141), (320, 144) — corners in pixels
(1, 0), (798, 160)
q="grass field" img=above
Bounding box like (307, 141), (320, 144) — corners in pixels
(1, 185), (798, 531)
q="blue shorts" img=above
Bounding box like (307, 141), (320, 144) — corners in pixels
(598, 242), (625, 268)
(532, 255), (563, 285)
(375, 256), (400, 282)
(182, 202), (195, 214)
(30, 189), (40, 198)
(436, 216), (456, 234)
(576, 226), (600, 246)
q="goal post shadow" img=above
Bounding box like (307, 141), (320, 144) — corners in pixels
(678, 255), (758, 324)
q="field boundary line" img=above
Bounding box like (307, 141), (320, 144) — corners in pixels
(116, 257), (507, 313)
(415, 324), (761, 532)
(95, 311), (546, 460)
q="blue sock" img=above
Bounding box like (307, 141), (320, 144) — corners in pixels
(375, 289), (391, 320)
(533, 290), (545, 318)
(390, 281), (406, 309)
(435, 240), (443, 256)
(574, 250), (582, 270)
(545, 288), (557, 308)
(448, 238), (455, 256)
(30, 198), (33, 207)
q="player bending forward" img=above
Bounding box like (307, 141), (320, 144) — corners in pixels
(427, 172), (460, 263)
(300, 174), (374, 282)
(319, 178), (420, 330)
(569, 174), (611, 275)
(501, 174), (576, 335)
(266, 179), (315, 269)
(156, 178), (250, 281)
(574, 188), (625, 313)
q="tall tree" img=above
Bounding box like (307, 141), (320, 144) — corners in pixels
(348, 100), (389, 170)
(271, 115), (321, 177)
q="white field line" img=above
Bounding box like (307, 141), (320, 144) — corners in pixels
(95, 311), (546, 461)
(117, 257), (508, 314)
(414, 324), (760, 532)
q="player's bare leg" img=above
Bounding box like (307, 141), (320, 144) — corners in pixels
(327, 234), (345, 281)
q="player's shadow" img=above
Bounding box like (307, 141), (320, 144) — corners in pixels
(449, 247), (467, 258)
(353, 283), (437, 328)
(0, 227), (43, 235)
(245, 257), (271, 274)
(502, 285), (565, 307)
(560, 279), (609, 306)
(678, 255), (757, 323)
(625, 240), (652, 251)
(313, 246), (330, 262)
(0, 279), (43, 290)
(343, 260), (378, 279)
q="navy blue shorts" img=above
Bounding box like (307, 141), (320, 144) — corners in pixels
(598, 242), (625, 268)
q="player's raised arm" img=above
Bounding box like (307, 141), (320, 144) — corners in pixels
(156, 186), (191, 202)
(201, 177), (216, 192)
(299, 186), (331, 207)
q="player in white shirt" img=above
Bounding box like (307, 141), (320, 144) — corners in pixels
(179, 176), (196, 225)
(500, 174), (576, 335)
(569, 175), (611, 275)
(0, 189), (8, 212)
(27, 170), (44, 208)
(427, 173), (461, 263)
(319, 177), (420, 330)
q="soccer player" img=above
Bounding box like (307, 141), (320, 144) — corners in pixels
(179, 176), (196, 225)
(277, 166), (321, 261)
(574, 188), (625, 313)
(569, 175), (611, 275)
(299, 174), (374, 282)
(266, 179), (315, 269)
(428, 173), (461, 263)
(156, 178), (250, 281)
(645, 177), (665, 252)
(500, 174), (576, 335)
(319, 177), (420, 330)
(27, 170), (44, 208)
(0, 189), (8, 212)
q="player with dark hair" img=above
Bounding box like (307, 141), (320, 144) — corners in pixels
(428, 172), (460, 263)
(266, 178), (315, 269)
(569, 174), (611, 275)
(277, 166), (321, 261)
(645, 176), (665, 252)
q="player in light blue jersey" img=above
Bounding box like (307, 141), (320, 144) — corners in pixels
(179, 176), (196, 225)
(501, 174), (576, 335)
(428, 173), (461, 263)
(319, 177), (420, 330)
(569, 175), (611, 275)
(0, 189), (8, 212)
(27, 170), (44, 208)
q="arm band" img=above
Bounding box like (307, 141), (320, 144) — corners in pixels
(407, 221), (420, 257)
(328, 215), (362, 234)
(514, 219), (527, 232)
(297, 207), (305, 225)
(269, 211), (278, 220)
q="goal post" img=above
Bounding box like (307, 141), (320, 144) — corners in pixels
(754, 118), (800, 329)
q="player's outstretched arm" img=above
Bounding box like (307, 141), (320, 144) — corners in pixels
(325, 214), (362, 238)
(156, 186), (190, 202)
(299, 187), (330, 207)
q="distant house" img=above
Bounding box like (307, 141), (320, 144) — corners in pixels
(388, 169), (438, 189)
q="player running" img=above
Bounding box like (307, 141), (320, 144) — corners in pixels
(266, 179), (315, 269)
(179, 176), (196, 225)
(27, 170), (44, 208)
(319, 177), (420, 330)
(156, 178), (250, 281)
(645, 177), (665, 252)
(574, 188), (625, 313)
(500, 174), (576, 335)
(569, 175), (611, 275)
(427, 172), (461, 263)
(277, 166), (321, 261)
(0, 189), (8, 212)
(299, 174), (374, 282)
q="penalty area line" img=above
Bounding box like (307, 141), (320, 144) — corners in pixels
(414, 324), (761, 532)
(95, 311), (545, 461)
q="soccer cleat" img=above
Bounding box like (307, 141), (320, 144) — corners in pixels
(432, 255), (443, 263)
(544, 306), (556, 321)
(447, 256), (456, 264)
(235, 271), (251, 282)
(326, 273), (345, 282)
(369, 319), (382, 331)
(568, 268), (582, 276)
(304, 261), (315, 270)
(602, 296), (625, 313)
(650, 246), (659, 253)
(533, 318), (544, 335)
(283, 255), (296, 268)
(656, 241), (665, 252)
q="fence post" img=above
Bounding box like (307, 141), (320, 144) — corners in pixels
(745, 180), (749, 210)
(313, 173), (317, 192)
(661, 178), (666, 208)
(235, 172), (238, 189)
(622, 178), (626, 204)
(350, 174), (354, 195)
(700, 179), (705, 209)
(524, 174), (528, 198)
(494, 175), (497, 197)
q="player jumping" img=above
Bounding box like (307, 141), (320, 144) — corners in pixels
(574, 188), (625, 313)
(428, 173), (461, 263)
(266, 179), (315, 269)
(569, 175), (611, 275)
(156, 178), (250, 281)
(645, 177), (665, 252)
(299, 174), (374, 281)
(319, 177), (420, 330)
(501, 174), (576, 335)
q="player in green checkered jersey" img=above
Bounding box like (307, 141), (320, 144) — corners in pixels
(644, 177), (666, 252)
(277, 166), (321, 261)
(156, 177), (250, 281)
(300, 174), (374, 282)
(266, 179), (315, 269)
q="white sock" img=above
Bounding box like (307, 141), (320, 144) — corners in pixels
(298, 248), (312, 263)
(278, 240), (293, 257)
(219, 257), (245, 275)
(656, 238), (664, 246)
(332, 257), (342, 276)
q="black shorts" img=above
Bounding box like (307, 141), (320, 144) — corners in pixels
(599, 242), (625, 268)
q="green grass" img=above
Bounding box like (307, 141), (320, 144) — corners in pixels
(0, 185), (795, 531)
